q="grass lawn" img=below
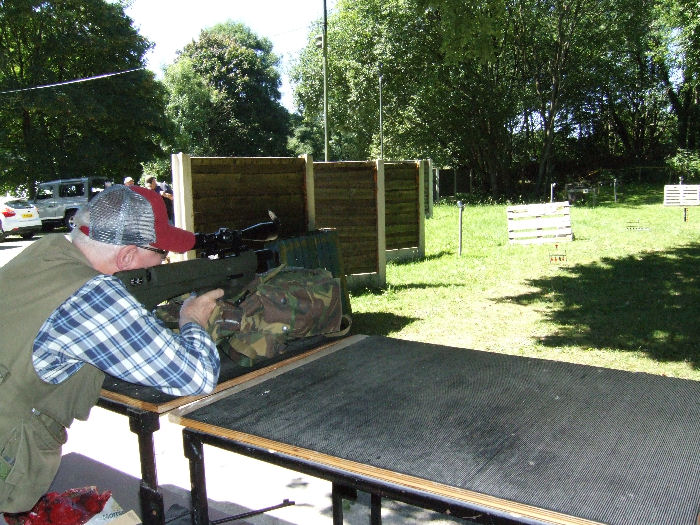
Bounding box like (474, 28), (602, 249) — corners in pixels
(349, 183), (700, 380)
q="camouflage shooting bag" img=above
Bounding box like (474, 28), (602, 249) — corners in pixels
(212, 265), (350, 364)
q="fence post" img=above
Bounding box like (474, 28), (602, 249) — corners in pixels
(376, 158), (387, 287)
(171, 152), (193, 261)
(457, 200), (464, 256)
(425, 158), (434, 218)
(418, 160), (426, 258)
(303, 153), (315, 231)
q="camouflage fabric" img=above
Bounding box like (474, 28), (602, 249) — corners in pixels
(218, 265), (344, 363)
(155, 266), (348, 366)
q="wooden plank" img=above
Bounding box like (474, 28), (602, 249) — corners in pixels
(508, 216), (572, 232)
(386, 190), (419, 204)
(176, 425), (602, 524)
(387, 224), (419, 236)
(507, 203), (570, 218)
(510, 234), (573, 245)
(192, 157), (305, 175)
(193, 175), (304, 197)
(315, 175), (376, 189)
(314, 161), (376, 174)
(509, 226), (573, 238)
(386, 203), (419, 217)
(315, 187), (376, 201)
(316, 214), (377, 228)
(194, 193), (304, 211)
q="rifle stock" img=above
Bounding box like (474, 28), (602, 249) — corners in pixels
(116, 250), (259, 311)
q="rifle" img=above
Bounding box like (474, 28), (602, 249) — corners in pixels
(115, 211), (280, 311)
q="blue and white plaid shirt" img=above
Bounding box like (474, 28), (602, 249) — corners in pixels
(33, 275), (220, 396)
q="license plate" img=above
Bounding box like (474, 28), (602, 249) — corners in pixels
(22, 213), (34, 218)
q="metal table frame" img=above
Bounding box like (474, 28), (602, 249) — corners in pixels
(182, 427), (523, 525)
(96, 397), (165, 525)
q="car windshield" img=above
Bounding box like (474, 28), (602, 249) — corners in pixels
(3, 199), (32, 209)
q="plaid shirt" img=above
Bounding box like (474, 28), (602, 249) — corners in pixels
(32, 275), (220, 396)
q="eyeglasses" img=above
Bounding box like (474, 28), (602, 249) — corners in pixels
(139, 245), (169, 256)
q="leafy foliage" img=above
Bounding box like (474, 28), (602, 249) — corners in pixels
(292, 0), (698, 198)
(0, 0), (169, 195)
(162, 22), (291, 159)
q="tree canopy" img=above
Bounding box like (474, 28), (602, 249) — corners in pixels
(161, 22), (291, 159)
(291, 0), (699, 196)
(0, 0), (169, 195)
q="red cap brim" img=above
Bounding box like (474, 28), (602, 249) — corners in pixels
(129, 186), (194, 253)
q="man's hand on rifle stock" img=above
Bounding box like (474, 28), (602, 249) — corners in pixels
(179, 288), (224, 329)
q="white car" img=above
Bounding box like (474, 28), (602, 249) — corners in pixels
(0, 197), (42, 242)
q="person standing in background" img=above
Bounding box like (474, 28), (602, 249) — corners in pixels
(145, 176), (175, 225)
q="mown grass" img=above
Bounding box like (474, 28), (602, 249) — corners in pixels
(349, 183), (700, 380)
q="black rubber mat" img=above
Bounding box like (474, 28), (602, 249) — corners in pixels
(185, 335), (700, 525)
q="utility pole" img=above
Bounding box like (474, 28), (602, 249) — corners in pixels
(322, 0), (329, 161)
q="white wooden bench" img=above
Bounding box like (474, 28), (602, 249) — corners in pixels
(507, 201), (573, 245)
(663, 185), (700, 206)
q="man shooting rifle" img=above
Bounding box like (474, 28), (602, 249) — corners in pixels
(0, 185), (222, 512)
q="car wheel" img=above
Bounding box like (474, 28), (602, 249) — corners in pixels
(0, 226), (5, 243)
(21, 232), (35, 240)
(65, 209), (77, 230)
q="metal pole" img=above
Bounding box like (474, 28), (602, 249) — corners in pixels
(614, 178), (617, 202)
(550, 182), (556, 203)
(457, 201), (464, 256)
(323, 0), (329, 161)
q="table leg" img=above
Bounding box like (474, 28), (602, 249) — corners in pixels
(370, 493), (382, 525)
(331, 483), (344, 525)
(184, 429), (209, 525)
(127, 409), (164, 525)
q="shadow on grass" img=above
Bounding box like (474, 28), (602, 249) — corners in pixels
(500, 243), (700, 368)
(388, 250), (453, 265)
(351, 282), (462, 296)
(351, 312), (419, 336)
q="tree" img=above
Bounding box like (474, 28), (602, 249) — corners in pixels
(653, 0), (700, 151)
(0, 0), (169, 195)
(293, 0), (688, 197)
(162, 22), (290, 158)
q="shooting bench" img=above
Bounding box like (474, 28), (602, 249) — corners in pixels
(98, 336), (338, 524)
(170, 335), (700, 525)
(507, 201), (573, 245)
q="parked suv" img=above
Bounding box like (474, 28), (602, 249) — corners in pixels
(32, 177), (109, 229)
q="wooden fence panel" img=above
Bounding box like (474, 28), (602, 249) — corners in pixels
(314, 161), (384, 283)
(187, 156), (308, 236)
(384, 161), (425, 259)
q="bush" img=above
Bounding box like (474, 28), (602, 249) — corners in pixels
(666, 149), (700, 182)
